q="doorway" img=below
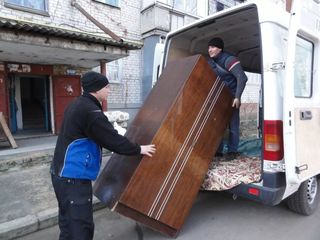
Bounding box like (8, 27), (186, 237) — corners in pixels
(9, 75), (51, 133)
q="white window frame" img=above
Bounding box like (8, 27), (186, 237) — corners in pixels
(156, 0), (207, 17)
(106, 59), (122, 84)
(93, 0), (120, 7)
(92, 60), (122, 84)
(173, 0), (197, 15)
(170, 13), (184, 31)
(4, 0), (49, 16)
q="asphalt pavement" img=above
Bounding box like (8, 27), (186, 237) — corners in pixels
(1, 136), (319, 240)
(14, 191), (320, 240)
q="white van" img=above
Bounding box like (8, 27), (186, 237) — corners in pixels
(154, 0), (320, 215)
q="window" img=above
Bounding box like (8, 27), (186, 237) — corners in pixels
(5, 0), (48, 13)
(208, 0), (241, 14)
(171, 14), (184, 31)
(157, 0), (206, 17)
(92, 60), (122, 83)
(216, 2), (224, 11)
(156, 0), (171, 4)
(106, 60), (122, 83)
(294, 37), (313, 98)
(93, 0), (119, 7)
(173, 0), (197, 15)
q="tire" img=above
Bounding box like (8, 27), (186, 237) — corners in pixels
(287, 176), (320, 216)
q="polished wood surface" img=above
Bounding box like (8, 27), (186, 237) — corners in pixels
(94, 54), (233, 237)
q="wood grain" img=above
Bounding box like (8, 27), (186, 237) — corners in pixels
(94, 54), (233, 237)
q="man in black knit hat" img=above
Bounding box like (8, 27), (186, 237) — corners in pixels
(207, 37), (248, 159)
(50, 71), (156, 240)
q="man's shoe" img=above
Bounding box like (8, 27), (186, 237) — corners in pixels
(215, 152), (223, 157)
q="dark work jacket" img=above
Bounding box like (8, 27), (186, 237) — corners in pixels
(208, 52), (247, 99)
(51, 92), (140, 180)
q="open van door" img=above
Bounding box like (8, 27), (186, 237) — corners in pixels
(283, 0), (320, 186)
(152, 43), (164, 86)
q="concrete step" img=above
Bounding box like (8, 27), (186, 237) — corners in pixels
(0, 157), (110, 240)
(0, 135), (57, 173)
(0, 135), (110, 173)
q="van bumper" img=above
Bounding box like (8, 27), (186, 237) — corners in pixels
(227, 172), (286, 206)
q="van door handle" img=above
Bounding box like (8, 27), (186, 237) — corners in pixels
(300, 110), (312, 120)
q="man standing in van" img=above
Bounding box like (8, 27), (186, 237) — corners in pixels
(208, 37), (248, 158)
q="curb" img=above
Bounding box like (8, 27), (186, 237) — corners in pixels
(0, 198), (106, 240)
(0, 150), (111, 173)
(0, 150), (54, 172)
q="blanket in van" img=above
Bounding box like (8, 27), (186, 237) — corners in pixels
(201, 156), (261, 191)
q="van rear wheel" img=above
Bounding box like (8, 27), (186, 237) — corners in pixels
(287, 176), (319, 216)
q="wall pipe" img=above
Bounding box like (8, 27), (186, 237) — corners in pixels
(71, 0), (123, 43)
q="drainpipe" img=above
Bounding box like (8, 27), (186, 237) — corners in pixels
(71, 0), (123, 43)
(100, 60), (108, 112)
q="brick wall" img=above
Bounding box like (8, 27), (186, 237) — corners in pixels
(107, 50), (142, 105)
(0, 0), (141, 40)
(0, 0), (143, 106)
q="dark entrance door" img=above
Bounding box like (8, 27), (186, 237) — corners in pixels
(20, 76), (50, 131)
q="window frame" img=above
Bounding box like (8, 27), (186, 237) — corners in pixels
(92, 59), (122, 84)
(170, 13), (184, 31)
(172, 0), (197, 15)
(4, 0), (49, 16)
(93, 0), (120, 8)
(106, 59), (122, 84)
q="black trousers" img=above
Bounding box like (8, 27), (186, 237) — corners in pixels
(51, 174), (94, 240)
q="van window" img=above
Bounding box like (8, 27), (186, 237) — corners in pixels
(294, 37), (313, 98)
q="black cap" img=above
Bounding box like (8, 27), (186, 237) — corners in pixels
(81, 71), (109, 92)
(208, 37), (224, 50)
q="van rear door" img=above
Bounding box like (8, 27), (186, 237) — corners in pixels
(283, 0), (320, 186)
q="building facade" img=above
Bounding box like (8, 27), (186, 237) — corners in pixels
(0, 0), (288, 137)
(140, 0), (245, 101)
(0, 0), (142, 134)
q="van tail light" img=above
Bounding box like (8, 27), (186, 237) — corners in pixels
(263, 120), (284, 161)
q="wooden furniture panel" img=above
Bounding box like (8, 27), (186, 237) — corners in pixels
(94, 55), (233, 237)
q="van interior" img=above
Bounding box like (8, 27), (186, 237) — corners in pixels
(163, 5), (263, 190)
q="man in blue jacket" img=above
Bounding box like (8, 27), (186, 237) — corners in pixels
(51, 71), (156, 240)
(208, 37), (248, 158)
